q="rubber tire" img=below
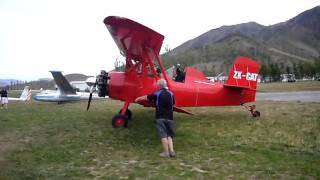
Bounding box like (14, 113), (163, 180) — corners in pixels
(112, 114), (129, 128)
(118, 109), (132, 120)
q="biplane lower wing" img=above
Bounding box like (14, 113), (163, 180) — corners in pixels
(135, 99), (193, 115)
(173, 106), (193, 115)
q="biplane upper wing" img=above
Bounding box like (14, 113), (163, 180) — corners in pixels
(104, 16), (164, 60)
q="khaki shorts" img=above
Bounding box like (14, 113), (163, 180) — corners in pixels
(1, 97), (8, 104)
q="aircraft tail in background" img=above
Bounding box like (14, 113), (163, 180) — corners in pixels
(50, 71), (77, 95)
(8, 86), (32, 102)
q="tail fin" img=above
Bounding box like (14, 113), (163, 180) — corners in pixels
(225, 57), (260, 90)
(50, 71), (76, 95)
(20, 86), (32, 101)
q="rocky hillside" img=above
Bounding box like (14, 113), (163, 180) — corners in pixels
(162, 6), (320, 77)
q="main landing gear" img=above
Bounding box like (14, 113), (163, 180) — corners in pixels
(112, 102), (132, 128)
(112, 114), (128, 128)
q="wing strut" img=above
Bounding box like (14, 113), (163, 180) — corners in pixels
(154, 50), (171, 89)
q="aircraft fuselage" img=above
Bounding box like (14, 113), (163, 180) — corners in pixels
(33, 93), (81, 102)
(107, 67), (255, 108)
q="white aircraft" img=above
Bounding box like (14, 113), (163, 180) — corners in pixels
(33, 71), (103, 103)
(8, 86), (32, 102)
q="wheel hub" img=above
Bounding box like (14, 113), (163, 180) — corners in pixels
(115, 118), (124, 127)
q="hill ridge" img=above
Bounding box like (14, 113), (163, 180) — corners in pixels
(162, 6), (320, 78)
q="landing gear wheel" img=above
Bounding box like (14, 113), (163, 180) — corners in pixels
(118, 109), (132, 120)
(112, 115), (128, 128)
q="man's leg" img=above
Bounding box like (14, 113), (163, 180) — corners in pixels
(161, 138), (169, 154)
(160, 138), (170, 157)
(167, 137), (174, 152)
(168, 137), (175, 157)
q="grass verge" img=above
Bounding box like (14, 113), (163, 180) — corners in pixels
(0, 100), (319, 179)
(258, 81), (320, 92)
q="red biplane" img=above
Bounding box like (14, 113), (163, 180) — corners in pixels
(87, 16), (260, 128)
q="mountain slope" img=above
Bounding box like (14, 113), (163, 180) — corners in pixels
(163, 6), (320, 76)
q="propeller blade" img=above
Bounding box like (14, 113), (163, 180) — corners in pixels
(86, 84), (96, 111)
(87, 93), (93, 111)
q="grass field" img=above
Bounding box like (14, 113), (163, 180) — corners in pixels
(0, 99), (319, 179)
(258, 81), (320, 92)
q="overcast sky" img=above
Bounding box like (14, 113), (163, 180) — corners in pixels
(0, 0), (319, 80)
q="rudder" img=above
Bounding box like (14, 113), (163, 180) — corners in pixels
(225, 57), (260, 90)
(20, 86), (32, 102)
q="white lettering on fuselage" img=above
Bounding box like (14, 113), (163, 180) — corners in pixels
(233, 71), (242, 79)
(246, 72), (258, 81)
(233, 71), (258, 81)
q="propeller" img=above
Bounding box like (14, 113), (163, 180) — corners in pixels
(86, 70), (108, 111)
(86, 85), (95, 111)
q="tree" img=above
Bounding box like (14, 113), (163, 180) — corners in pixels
(301, 62), (315, 77)
(259, 64), (268, 78)
(269, 64), (281, 81)
(285, 65), (291, 74)
(293, 63), (301, 79)
(164, 45), (171, 53)
(314, 59), (320, 75)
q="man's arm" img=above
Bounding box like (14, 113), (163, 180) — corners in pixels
(173, 95), (175, 106)
(135, 94), (156, 102)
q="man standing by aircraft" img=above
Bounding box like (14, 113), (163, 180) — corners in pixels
(136, 79), (176, 158)
(96, 70), (108, 97)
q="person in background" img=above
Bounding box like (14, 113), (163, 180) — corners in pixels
(96, 70), (108, 97)
(175, 64), (184, 82)
(0, 88), (9, 109)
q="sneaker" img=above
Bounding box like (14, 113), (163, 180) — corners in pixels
(159, 152), (170, 158)
(169, 151), (176, 158)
